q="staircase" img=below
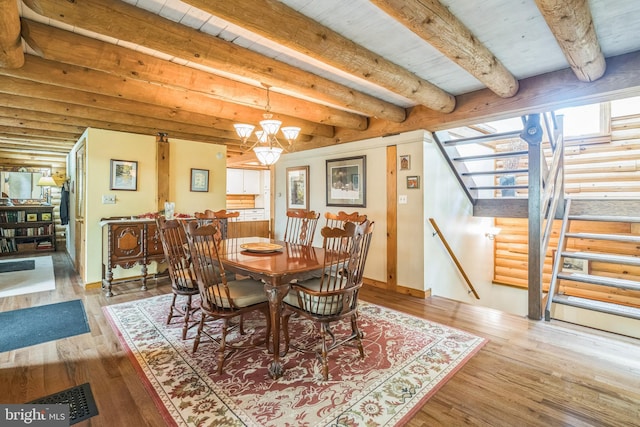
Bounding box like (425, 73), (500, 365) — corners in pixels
(433, 111), (640, 324)
(545, 198), (640, 321)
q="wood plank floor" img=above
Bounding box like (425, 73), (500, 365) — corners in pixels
(1, 252), (639, 426)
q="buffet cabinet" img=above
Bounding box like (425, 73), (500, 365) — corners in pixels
(100, 218), (165, 297)
(0, 205), (56, 256)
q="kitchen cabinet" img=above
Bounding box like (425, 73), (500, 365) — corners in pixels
(227, 168), (261, 194)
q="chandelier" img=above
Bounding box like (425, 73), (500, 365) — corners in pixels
(233, 85), (300, 166)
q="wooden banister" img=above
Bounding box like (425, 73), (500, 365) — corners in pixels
(428, 218), (480, 299)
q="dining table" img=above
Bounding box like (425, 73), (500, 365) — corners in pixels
(216, 236), (325, 379)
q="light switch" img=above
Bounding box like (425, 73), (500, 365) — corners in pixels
(102, 194), (116, 204)
(399, 195), (408, 204)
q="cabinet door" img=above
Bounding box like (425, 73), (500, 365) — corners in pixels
(226, 169), (244, 194)
(243, 170), (261, 194)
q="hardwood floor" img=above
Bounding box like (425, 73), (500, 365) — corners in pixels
(1, 252), (639, 426)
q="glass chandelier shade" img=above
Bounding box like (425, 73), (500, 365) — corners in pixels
(233, 85), (301, 165)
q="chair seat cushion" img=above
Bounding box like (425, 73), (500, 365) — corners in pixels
(206, 278), (267, 308)
(284, 278), (345, 316)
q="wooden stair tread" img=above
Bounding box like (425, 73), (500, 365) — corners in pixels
(556, 272), (640, 291)
(561, 251), (640, 266)
(551, 295), (640, 320)
(564, 232), (640, 243)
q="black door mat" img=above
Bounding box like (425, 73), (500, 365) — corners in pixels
(0, 259), (35, 273)
(28, 383), (99, 425)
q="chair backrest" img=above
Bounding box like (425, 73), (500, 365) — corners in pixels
(324, 211), (367, 228)
(283, 210), (320, 246)
(156, 217), (196, 292)
(194, 209), (240, 238)
(183, 220), (235, 311)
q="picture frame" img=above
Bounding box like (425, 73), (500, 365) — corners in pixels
(26, 213), (38, 222)
(190, 168), (209, 192)
(286, 166), (309, 211)
(407, 176), (420, 189)
(400, 155), (411, 170)
(110, 159), (138, 191)
(326, 155), (366, 207)
(562, 256), (590, 274)
(40, 212), (52, 221)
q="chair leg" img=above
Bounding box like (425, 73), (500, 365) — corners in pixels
(239, 314), (245, 335)
(351, 314), (365, 358)
(319, 323), (330, 381)
(181, 295), (192, 340)
(217, 319), (229, 375)
(193, 314), (205, 353)
(166, 293), (177, 325)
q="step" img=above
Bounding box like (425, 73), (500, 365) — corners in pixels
(556, 272), (640, 291)
(552, 295), (640, 320)
(452, 150), (528, 162)
(568, 215), (640, 223)
(565, 232), (640, 243)
(469, 185), (528, 191)
(462, 168), (529, 176)
(440, 130), (522, 146)
(561, 251), (640, 266)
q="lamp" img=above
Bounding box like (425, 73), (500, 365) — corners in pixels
(485, 226), (502, 240)
(233, 84), (300, 166)
(37, 175), (57, 205)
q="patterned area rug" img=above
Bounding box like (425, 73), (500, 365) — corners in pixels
(104, 294), (486, 426)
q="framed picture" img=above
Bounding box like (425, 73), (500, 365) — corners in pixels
(326, 156), (366, 207)
(407, 176), (420, 189)
(190, 168), (209, 192)
(110, 159), (138, 191)
(40, 212), (52, 221)
(286, 166), (309, 211)
(562, 256), (590, 274)
(26, 213), (38, 222)
(400, 155), (411, 170)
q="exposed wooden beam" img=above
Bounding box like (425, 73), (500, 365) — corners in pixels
(181, 0), (454, 113)
(22, 0), (410, 121)
(535, 0), (606, 82)
(0, 125), (79, 141)
(319, 50), (640, 145)
(0, 115), (86, 134)
(0, 0), (24, 68)
(370, 0), (519, 98)
(0, 76), (334, 139)
(20, 21), (366, 131)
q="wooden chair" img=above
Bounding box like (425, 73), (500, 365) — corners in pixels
(183, 220), (271, 375)
(194, 209), (240, 238)
(155, 216), (200, 340)
(282, 220), (375, 381)
(283, 210), (320, 246)
(324, 211), (367, 228)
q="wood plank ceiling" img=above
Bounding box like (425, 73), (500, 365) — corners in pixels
(1, 0), (640, 168)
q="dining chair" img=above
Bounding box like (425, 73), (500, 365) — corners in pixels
(155, 216), (200, 340)
(282, 219), (375, 381)
(324, 211), (367, 228)
(183, 220), (271, 375)
(283, 210), (320, 246)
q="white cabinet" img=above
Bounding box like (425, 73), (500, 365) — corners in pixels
(226, 169), (261, 194)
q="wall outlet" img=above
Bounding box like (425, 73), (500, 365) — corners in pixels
(102, 194), (116, 204)
(399, 194), (408, 204)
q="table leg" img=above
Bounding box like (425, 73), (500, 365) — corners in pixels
(264, 279), (290, 379)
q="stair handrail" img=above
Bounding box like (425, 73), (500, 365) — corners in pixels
(428, 217), (480, 299)
(544, 198), (573, 320)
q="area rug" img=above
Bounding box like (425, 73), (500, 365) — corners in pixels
(0, 256), (55, 298)
(104, 294), (487, 426)
(0, 299), (90, 352)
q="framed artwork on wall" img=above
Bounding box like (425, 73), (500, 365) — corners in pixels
(407, 176), (420, 189)
(400, 155), (411, 170)
(326, 155), (366, 207)
(286, 166), (309, 211)
(110, 159), (138, 191)
(190, 168), (209, 192)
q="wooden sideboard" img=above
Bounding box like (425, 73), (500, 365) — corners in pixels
(100, 218), (165, 297)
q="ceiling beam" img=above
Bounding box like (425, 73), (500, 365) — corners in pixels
(181, 0), (455, 113)
(0, 0), (23, 68)
(0, 124), (79, 141)
(22, 0), (411, 120)
(534, 0), (606, 82)
(0, 114), (86, 134)
(370, 0), (519, 98)
(0, 75), (335, 139)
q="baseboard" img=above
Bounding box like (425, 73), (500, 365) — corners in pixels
(363, 278), (430, 299)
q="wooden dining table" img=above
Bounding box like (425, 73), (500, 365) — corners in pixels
(216, 236), (325, 379)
